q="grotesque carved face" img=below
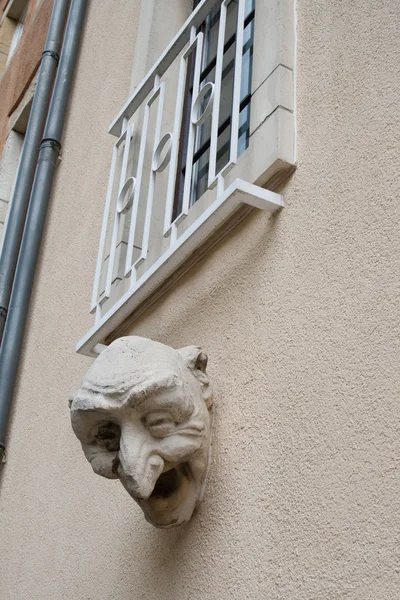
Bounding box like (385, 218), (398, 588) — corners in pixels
(70, 337), (213, 528)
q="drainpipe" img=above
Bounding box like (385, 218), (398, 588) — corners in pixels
(0, 0), (71, 342)
(0, 0), (88, 462)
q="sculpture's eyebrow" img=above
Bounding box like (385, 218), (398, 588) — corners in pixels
(71, 372), (183, 411)
(133, 383), (193, 422)
(125, 373), (181, 408)
(70, 390), (125, 411)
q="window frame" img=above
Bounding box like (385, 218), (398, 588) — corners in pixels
(76, 0), (296, 357)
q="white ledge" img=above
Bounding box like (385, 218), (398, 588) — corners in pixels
(77, 179), (283, 357)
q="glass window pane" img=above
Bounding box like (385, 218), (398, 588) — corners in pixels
(216, 124), (231, 174)
(175, 1), (255, 210)
(245, 0), (255, 19)
(238, 103), (251, 155)
(191, 146), (210, 203)
(219, 36), (235, 127)
(202, 8), (220, 69)
(241, 20), (254, 102)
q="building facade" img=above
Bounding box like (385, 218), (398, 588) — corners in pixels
(0, 0), (53, 245)
(0, 0), (399, 598)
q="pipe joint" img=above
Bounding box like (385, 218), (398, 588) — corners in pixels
(42, 49), (60, 64)
(40, 138), (62, 151)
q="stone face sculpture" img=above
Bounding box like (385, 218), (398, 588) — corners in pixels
(70, 336), (213, 528)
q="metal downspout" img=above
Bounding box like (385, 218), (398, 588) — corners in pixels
(0, 0), (88, 462)
(0, 0), (71, 342)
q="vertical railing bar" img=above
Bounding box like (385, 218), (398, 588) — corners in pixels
(95, 303), (102, 324)
(180, 33), (204, 219)
(208, 0), (227, 188)
(167, 30), (202, 246)
(164, 31), (206, 237)
(104, 119), (131, 299)
(170, 222), (178, 245)
(216, 171), (225, 197)
(118, 125), (133, 196)
(189, 13), (211, 202)
(227, 0), (245, 167)
(136, 82), (166, 266)
(104, 188), (121, 301)
(90, 142), (118, 313)
(163, 55), (189, 236)
(124, 101), (151, 279)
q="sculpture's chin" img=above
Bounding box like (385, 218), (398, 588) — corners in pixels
(139, 463), (198, 528)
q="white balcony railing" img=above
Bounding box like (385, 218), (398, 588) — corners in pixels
(77, 0), (284, 357)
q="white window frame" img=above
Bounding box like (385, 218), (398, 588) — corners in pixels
(77, 0), (296, 357)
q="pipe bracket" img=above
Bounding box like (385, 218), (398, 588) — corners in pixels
(40, 138), (62, 151)
(42, 49), (60, 64)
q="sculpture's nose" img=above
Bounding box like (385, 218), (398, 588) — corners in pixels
(118, 428), (164, 500)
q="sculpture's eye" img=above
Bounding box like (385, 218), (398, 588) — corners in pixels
(95, 422), (120, 452)
(145, 413), (176, 438)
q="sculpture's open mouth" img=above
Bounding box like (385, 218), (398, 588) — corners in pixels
(150, 463), (190, 501)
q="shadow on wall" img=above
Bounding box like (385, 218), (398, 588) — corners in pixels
(124, 204), (285, 350)
(111, 492), (231, 598)
(94, 207), (287, 597)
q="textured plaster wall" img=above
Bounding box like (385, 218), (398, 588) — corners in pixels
(0, 1), (399, 599)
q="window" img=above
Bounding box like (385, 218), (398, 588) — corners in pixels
(0, 0), (29, 75)
(77, 0), (295, 356)
(6, 8), (26, 65)
(173, 0), (255, 217)
(0, 97), (32, 250)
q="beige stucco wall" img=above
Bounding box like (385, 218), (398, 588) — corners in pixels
(0, 0), (399, 599)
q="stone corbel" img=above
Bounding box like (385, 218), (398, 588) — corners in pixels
(70, 336), (213, 528)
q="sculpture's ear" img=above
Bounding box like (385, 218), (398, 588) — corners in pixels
(178, 346), (213, 409)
